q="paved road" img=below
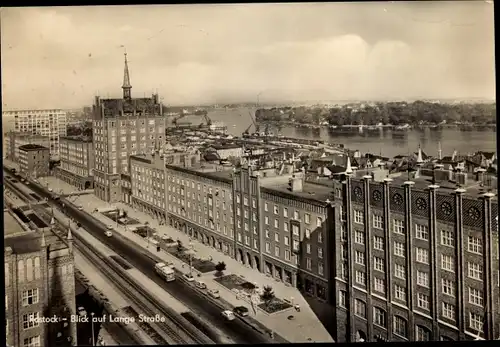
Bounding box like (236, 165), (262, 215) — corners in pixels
(18, 173), (270, 344)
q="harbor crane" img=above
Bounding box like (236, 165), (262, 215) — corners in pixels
(243, 111), (260, 136)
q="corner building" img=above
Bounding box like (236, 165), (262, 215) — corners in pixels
(92, 53), (166, 202)
(333, 174), (499, 343)
(56, 136), (95, 190)
(125, 156), (499, 342)
(5, 210), (77, 347)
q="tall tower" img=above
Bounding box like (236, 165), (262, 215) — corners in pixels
(122, 53), (132, 100)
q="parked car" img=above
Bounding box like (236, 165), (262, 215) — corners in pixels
(105, 231), (113, 237)
(106, 225), (113, 230)
(76, 205), (84, 211)
(221, 310), (235, 321)
(77, 306), (87, 317)
(183, 273), (195, 282)
(208, 289), (220, 299)
(195, 281), (207, 289)
(233, 306), (249, 317)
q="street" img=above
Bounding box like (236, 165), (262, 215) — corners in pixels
(22, 176), (271, 344)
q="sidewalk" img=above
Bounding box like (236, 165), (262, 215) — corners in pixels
(54, 207), (231, 343)
(38, 176), (78, 195)
(74, 193), (334, 343)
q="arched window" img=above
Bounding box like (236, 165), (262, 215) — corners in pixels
(18, 260), (25, 283)
(415, 325), (431, 341)
(393, 315), (408, 338)
(354, 299), (367, 318)
(373, 306), (387, 327)
(26, 258), (33, 281)
(34, 257), (41, 279)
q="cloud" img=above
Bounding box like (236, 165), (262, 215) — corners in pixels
(1, 4), (495, 109)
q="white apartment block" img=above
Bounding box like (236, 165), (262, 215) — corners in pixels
(3, 109), (68, 157)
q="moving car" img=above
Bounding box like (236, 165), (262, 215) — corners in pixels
(195, 281), (207, 289)
(105, 231), (113, 237)
(48, 187), (53, 192)
(106, 225), (113, 230)
(221, 310), (235, 321)
(183, 273), (195, 282)
(208, 289), (220, 299)
(233, 306), (249, 317)
(77, 306), (87, 317)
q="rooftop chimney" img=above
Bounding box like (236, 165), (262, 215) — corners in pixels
(288, 174), (304, 192)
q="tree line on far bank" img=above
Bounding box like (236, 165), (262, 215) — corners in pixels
(255, 101), (496, 126)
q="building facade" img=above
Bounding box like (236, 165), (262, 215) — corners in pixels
(55, 136), (94, 190)
(3, 109), (67, 156)
(92, 53), (166, 203)
(332, 175), (499, 343)
(123, 154), (499, 342)
(18, 144), (50, 178)
(5, 211), (77, 347)
(5, 132), (51, 162)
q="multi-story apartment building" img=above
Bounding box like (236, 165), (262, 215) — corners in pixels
(55, 136), (94, 190)
(92, 53), (166, 203)
(128, 156), (336, 303)
(18, 144), (50, 178)
(128, 150), (201, 216)
(4, 208), (77, 347)
(5, 132), (51, 161)
(332, 171), (499, 343)
(124, 148), (498, 343)
(3, 109), (67, 157)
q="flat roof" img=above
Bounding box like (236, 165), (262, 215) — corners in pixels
(385, 175), (497, 200)
(60, 135), (92, 142)
(261, 176), (332, 205)
(19, 144), (49, 151)
(4, 211), (26, 236)
(4, 209), (68, 254)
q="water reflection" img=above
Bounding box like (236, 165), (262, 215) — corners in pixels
(206, 108), (496, 158)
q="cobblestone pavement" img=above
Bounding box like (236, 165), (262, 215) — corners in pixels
(74, 193), (334, 343)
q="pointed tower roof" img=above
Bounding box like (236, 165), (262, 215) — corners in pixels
(345, 156), (353, 175)
(122, 53), (131, 88)
(122, 53), (132, 99)
(416, 145), (424, 164)
(67, 227), (73, 241)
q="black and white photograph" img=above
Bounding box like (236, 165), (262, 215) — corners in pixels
(2, 2), (497, 345)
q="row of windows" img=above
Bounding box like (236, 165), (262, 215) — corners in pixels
(346, 231), (484, 259)
(349, 269), (485, 307)
(340, 292), (485, 338)
(352, 212), (484, 254)
(17, 258), (42, 283)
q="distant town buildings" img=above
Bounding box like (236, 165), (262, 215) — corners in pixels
(18, 144), (50, 179)
(5, 132), (51, 162)
(2, 109), (67, 157)
(4, 208), (77, 347)
(55, 136), (95, 190)
(92, 53), (166, 202)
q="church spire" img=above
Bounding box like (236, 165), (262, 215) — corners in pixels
(122, 52), (132, 99)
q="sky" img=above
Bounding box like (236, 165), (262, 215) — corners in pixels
(1, 2), (495, 109)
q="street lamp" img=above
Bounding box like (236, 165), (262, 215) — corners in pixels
(90, 312), (95, 346)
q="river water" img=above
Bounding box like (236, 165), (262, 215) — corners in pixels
(201, 107), (497, 159)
